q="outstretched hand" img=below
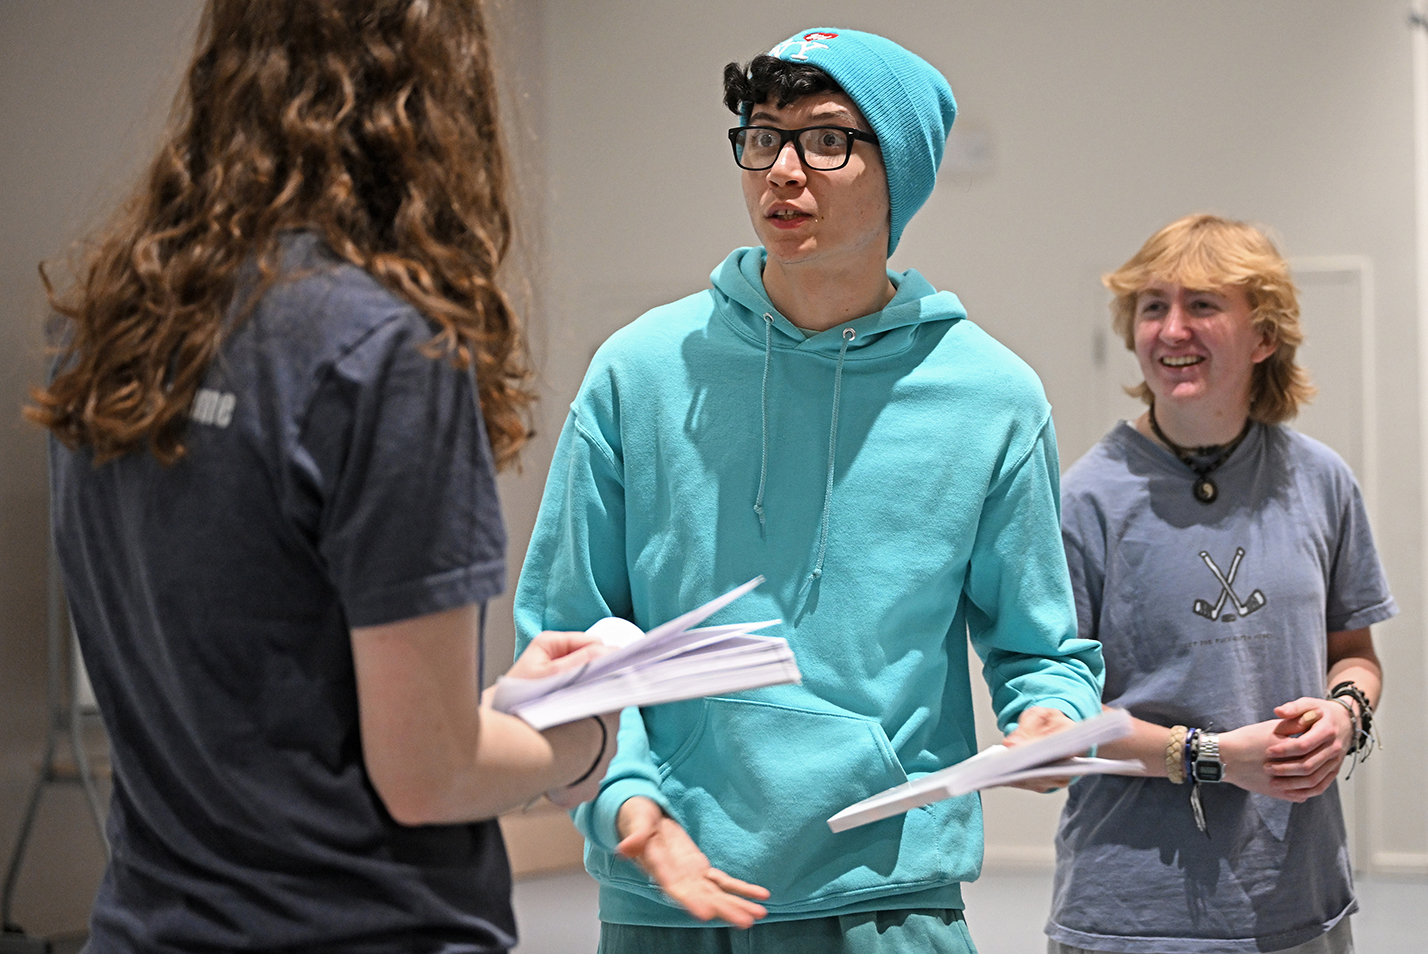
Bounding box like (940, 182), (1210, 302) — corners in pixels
(615, 796), (770, 928)
(999, 706), (1080, 792)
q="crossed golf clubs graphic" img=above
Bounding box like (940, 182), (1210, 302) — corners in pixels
(1192, 547), (1266, 621)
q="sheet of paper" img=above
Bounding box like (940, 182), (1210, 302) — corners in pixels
(490, 577), (799, 730)
(828, 708), (1138, 832)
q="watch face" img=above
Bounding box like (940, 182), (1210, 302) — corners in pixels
(1196, 761), (1223, 783)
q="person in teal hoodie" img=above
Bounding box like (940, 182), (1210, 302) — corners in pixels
(515, 28), (1105, 954)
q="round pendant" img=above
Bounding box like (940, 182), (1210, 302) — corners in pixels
(1194, 477), (1218, 504)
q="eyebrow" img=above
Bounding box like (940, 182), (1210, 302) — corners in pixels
(1136, 287), (1224, 301)
(748, 107), (859, 127)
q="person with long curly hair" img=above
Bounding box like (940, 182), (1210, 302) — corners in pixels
(28, 2), (616, 951)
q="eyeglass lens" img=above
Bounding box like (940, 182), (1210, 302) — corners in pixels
(735, 127), (854, 171)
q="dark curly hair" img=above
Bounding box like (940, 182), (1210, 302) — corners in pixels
(722, 54), (847, 117)
(28, 0), (535, 469)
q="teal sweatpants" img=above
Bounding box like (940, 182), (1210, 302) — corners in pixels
(598, 909), (975, 954)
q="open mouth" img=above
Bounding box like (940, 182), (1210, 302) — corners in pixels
(1160, 355), (1204, 368)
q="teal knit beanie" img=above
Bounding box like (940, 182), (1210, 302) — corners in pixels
(767, 28), (956, 255)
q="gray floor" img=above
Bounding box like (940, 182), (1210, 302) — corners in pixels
(510, 868), (1426, 953)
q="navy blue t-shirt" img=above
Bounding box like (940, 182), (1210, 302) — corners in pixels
(51, 233), (514, 952)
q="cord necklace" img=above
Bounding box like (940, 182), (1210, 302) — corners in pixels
(1147, 404), (1251, 505)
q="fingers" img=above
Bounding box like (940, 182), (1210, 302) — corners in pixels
(1267, 759), (1340, 802)
(996, 769), (1075, 792)
(531, 629), (606, 655)
(1265, 739), (1345, 783)
(1003, 707), (1076, 748)
(507, 630), (604, 680)
(616, 812), (770, 928)
(615, 827), (656, 859)
(1271, 706), (1320, 739)
(707, 867), (772, 900)
(1265, 722), (1332, 761)
(1266, 702), (1349, 763)
(1272, 696), (1319, 720)
(666, 870), (769, 928)
(699, 893), (767, 929)
(529, 630), (611, 668)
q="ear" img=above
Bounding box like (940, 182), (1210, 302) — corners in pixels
(1250, 325), (1277, 365)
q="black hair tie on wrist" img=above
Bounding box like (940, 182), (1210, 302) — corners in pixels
(567, 716), (608, 788)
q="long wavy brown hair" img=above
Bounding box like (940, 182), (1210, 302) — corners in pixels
(27, 0), (534, 468)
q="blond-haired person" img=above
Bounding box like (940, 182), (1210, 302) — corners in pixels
(1046, 214), (1391, 954)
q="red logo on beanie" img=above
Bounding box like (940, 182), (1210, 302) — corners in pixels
(805, 32), (838, 41)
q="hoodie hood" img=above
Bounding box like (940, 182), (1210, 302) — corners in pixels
(708, 245), (970, 596)
(710, 246), (967, 356)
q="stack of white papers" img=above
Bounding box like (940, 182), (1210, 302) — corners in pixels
(827, 707), (1142, 832)
(490, 577), (800, 730)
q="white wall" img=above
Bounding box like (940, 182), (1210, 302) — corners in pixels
(531, 0), (1426, 873)
(2, 0), (1423, 936)
(0, 0), (203, 933)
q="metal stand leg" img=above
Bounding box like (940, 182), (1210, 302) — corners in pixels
(1, 735), (56, 934)
(0, 540), (108, 951)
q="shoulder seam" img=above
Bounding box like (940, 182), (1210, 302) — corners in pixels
(571, 406), (622, 475)
(988, 403), (1053, 496)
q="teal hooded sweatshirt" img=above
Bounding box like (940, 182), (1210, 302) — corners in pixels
(515, 247), (1103, 926)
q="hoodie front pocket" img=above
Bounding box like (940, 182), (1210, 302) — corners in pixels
(657, 696), (923, 907)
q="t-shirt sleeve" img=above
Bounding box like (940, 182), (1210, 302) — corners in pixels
(1324, 467), (1397, 633)
(295, 309), (506, 628)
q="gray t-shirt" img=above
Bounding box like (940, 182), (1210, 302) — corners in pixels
(1048, 421), (1396, 954)
(52, 234), (514, 952)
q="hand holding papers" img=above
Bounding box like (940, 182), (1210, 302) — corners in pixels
(827, 708), (1142, 832)
(490, 577), (800, 730)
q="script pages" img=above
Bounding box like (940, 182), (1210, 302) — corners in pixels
(490, 576), (800, 731)
(828, 707), (1142, 832)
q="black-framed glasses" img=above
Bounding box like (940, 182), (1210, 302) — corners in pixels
(727, 125), (880, 171)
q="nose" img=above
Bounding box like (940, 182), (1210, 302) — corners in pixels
(1160, 301), (1192, 341)
(766, 139), (806, 186)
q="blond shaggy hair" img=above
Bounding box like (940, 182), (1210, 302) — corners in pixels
(1105, 213), (1314, 424)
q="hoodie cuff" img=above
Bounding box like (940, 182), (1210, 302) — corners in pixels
(1039, 697), (1099, 722)
(1005, 697), (1096, 733)
(587, 777), (673, 852)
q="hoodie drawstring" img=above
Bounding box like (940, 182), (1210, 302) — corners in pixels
(807, 327), (856, 588)
(753, 313), (774, 534)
